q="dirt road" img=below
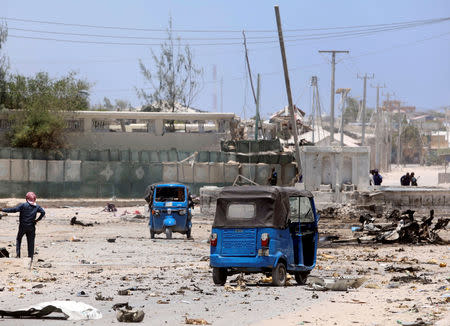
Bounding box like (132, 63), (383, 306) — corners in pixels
(0, 205), (448, 325)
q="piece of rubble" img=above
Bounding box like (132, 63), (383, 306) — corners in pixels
(185, 317), (211, 325)
(95, 292), (113, 301)
(0, 301), (102, 320)
(116, 309), (145, 323)
(306, 276), (366, 291)
(0, 247), (9, 258)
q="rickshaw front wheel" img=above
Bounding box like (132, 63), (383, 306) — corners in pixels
(150, 229), (155, 239)
(212, 267), (227, 285)
(294, 271), (309, 285)
(165, 228), (173, 239)
(272, 262), (287, 286)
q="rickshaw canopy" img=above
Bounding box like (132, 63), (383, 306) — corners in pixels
(213, 186), (313, 229)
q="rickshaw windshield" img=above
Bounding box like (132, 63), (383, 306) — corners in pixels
(155, 187), (185, 202)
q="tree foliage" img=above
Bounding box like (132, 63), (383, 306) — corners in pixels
(4, 71), (90, 149)
(137, 18), (203, 112)
(343, 97), (359, 123)
(392, 123), (423, 164)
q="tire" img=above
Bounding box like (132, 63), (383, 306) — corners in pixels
(150, 229), (155, 239)
(212, 267), (227, 285)
(186, 228), (191, 239)
(294, 271), (310, 285)
(272, 262), (287, 286)
(165, 228), (172, 239)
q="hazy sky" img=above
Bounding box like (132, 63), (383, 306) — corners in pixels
(2, 0), (449, 119)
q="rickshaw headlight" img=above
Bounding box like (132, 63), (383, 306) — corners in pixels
(261, 233), (270, 247)
(167, 208), (172, 215)
(153, 209), (160, 216)
(179, 209), (186, 215)
(210, 233), (218, 247)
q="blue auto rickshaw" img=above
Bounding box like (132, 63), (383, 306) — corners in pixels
(210, 186), (319, 286)
(144, 183), (193, 239)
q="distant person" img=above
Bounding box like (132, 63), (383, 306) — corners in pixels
(268, 167), (278, 186)
(400, 172), (411, 186)
(369, 169), (377, 185)
(0, 192), (45, 259)
(373, 169), (383, 186)
(410, 172), (418, 186)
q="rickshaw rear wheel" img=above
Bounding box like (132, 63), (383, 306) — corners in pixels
(272, 262), (287, 286)
(186, 228), (191, 239)
(165, 228), (172, 239)
(212, 267), (227, 285)
(294, 271), (309, 285)
(150, 229), (155, 239)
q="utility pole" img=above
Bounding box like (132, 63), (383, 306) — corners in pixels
(383, 91), (395, 171)
(220, 77), (223, 113)
(255, 74), (261, 140)
(318, 50), (349, 144)
(336, 88), (351, 146)
(357, 73), (374, 145)
(275, 5), (302, 172)
(397, 102), (402, 166)
(371, 83), (386, 168)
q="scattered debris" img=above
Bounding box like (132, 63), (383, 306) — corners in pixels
(107, 238), (116, 243)
(32, 284), (44, 289)
(120, 210), (147, 222)
(70, 214), (93, 227)
(0, 247), (9, 258)
(117, 290), (131, 296)
(225, 274), (247, 292)
(306, 277), (366, 291)
(113, 302), (145, 323)
(335, 210), (449, 245)
(112, 303), (132, 311)
(76, 291), (88, 297)
(116, 309), (145, 323)
(95, 292), (113, 301)
(0, 301), (102, 320)
(185, 317), (211, 325)
(385, 266), (421, 273)
(390, 275), (432, 284)
(396, 317), (432, 325)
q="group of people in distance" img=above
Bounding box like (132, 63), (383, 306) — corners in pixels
(370, 169), (383, 186)
(400, 172), (418, 186)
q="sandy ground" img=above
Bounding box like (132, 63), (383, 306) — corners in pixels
(381, 164), (449, 188)
(0, 205), (449, 325)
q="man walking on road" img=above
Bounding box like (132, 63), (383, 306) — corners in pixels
(1, 192), (45, 259)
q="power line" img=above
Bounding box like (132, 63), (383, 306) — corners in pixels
(6, 18), (449, 46)
(1, 16), (448, 33)
(6, 18), (447, 41)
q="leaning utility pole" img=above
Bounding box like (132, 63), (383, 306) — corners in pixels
(274, 6), (302, 172)
(357, 73), (374, 145)
(371, 83), (386, 168)
(318, 50), (349, 144)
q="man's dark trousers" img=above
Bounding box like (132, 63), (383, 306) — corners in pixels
(16, 225), (35, 258)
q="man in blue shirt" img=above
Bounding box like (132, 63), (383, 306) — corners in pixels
(1, 192), (45, 259)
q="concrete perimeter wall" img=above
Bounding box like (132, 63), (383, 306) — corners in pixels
(0, 153), (296, 198)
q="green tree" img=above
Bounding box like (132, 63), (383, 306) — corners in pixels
(137, 18), (203, 113)
(343, 97), (359, 123)
(4, 71), (90, 149)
